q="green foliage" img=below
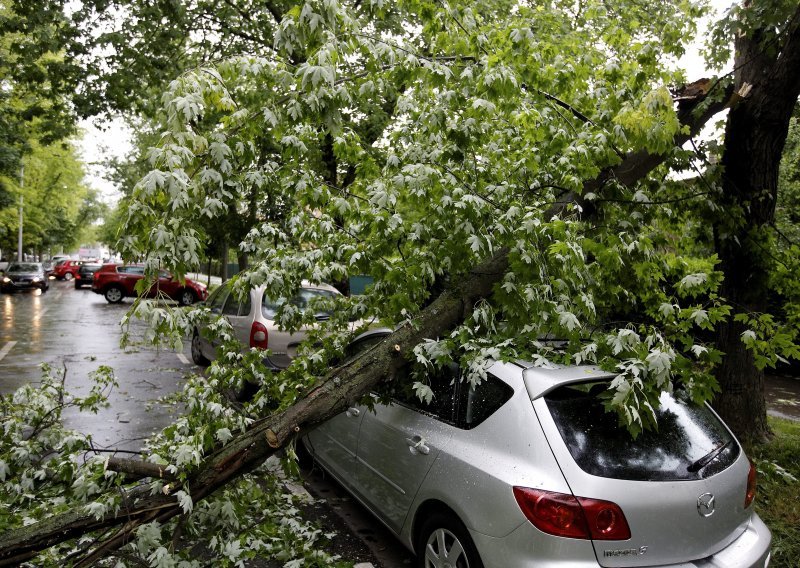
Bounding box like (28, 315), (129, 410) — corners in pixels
(0, 364), (116, 532)
(115, 0), (721, 440)
(747, 417), (800, 567)
(0, 140), (101, 255)
(0, 359), (359, 567)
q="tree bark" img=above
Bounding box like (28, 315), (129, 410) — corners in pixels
(712, 2), (800, 442)
(0, 82), (733, 565)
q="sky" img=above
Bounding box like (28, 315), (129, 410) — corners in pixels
(75, 0), (735, 205)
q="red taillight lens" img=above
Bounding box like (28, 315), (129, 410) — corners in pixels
(513, 487), (630, 540)
(249, 322), (268, 349)
(745, 460), (757, 508)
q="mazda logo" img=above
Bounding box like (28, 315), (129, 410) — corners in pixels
(697, 493), (716, 517)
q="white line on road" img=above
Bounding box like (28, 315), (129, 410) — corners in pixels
(0, 341), (17, 362)
(177, 353), (190, 365)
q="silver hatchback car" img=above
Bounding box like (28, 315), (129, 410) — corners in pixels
(191, 281), (342, 369)
(303, 332), (772, 568)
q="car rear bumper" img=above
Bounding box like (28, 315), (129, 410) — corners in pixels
(469, 513), (770, 568)
(691, 513), (771, 568)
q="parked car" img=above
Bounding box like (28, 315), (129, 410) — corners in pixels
(91, 264), (208, 305)
(302, 330), (772, 568)
(51, 259), (86, 280)
(191, 280), (342, 368)
(41, 260), (55, 278)
(74, 262), (104, 289)
(1, 262), (50, 293)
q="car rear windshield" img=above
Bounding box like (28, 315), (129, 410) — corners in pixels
(262, 289), (338, 319)
(544, 382), (739, 481)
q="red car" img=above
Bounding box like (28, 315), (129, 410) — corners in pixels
(91, 264), (208, 305)
(51, 259), (85, 280)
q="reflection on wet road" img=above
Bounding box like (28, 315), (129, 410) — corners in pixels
(0, 280), (197, 451)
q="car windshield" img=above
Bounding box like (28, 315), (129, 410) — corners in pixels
(544, 381), (739, 481)
(8, 263), (39, 272)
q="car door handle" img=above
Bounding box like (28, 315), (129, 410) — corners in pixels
(346, 407), (360, 418)
(406, 436), (430, 455)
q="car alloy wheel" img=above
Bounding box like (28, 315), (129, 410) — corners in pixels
(179, 289), (196, 306)
(191, 331), (210, 366)
(104, 285), (124, 303)
(418, 514), (483, 568)
(64, 272), (74, 281)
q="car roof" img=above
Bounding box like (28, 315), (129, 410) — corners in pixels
(519, 363), (615, 400)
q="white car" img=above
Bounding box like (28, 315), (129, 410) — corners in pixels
(191, 280), (342, 369)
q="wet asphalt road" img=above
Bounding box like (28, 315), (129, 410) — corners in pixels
(0, 278), (412, 567)
(0, 278), (195, 452)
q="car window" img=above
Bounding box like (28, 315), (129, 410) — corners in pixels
(545, 382), (739, 481)
(237, 292), (252, 317)
(119, 266), (144, 275)
(221, 293), (241, 316)
(207, 285), (230, 312)
(376, 363), (458, 424)
(262, 288), (337, 319)
(457, 375), (514, 430)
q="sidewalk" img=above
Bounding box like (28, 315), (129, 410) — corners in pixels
(186, 272), (223, 289)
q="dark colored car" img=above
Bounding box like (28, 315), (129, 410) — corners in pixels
(74, 263), (104, 289)
(1, 262), (50, 293)
(51, 259), (85, 281)
(91, 264), (208, 305)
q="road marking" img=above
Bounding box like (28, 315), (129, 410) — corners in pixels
(177, 353), (190, 365)
(0, 341), (17, 362)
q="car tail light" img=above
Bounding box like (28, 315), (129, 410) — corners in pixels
(745, 459), (757, 508)
(513, 487), (631, 540)
(249, 322), (268, 349)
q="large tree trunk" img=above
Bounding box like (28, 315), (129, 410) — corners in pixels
(712, 2), (800, 441)
(0, 84), (732, 565)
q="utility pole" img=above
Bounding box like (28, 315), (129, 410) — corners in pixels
(17, 163), (23, 262)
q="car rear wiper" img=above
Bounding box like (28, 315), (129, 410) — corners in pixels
(687, 440), (733, 473)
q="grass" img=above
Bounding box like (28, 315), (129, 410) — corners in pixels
(746, 417), (800, 567)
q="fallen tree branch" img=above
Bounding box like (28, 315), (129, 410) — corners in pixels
(105, 457), (179, 481)
(0, 81), (732, 566)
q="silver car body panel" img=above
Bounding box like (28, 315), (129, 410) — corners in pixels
(304, 359), (772, 567)
(197, 282), (341, 368)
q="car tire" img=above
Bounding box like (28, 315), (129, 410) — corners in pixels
(64, 272), (74, 281)
(74, 280), (81, 289)
(178, 288), (196, 306)
(190, 330), (210, 366)
(417, 513), (483, 568)
(104, 285), (124, 304)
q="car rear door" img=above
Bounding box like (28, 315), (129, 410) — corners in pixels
(223, 287), (253, 348)
(534, 380), (754, 567)
(118, 265), (145, 295)
(351, 365), (456, 534)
